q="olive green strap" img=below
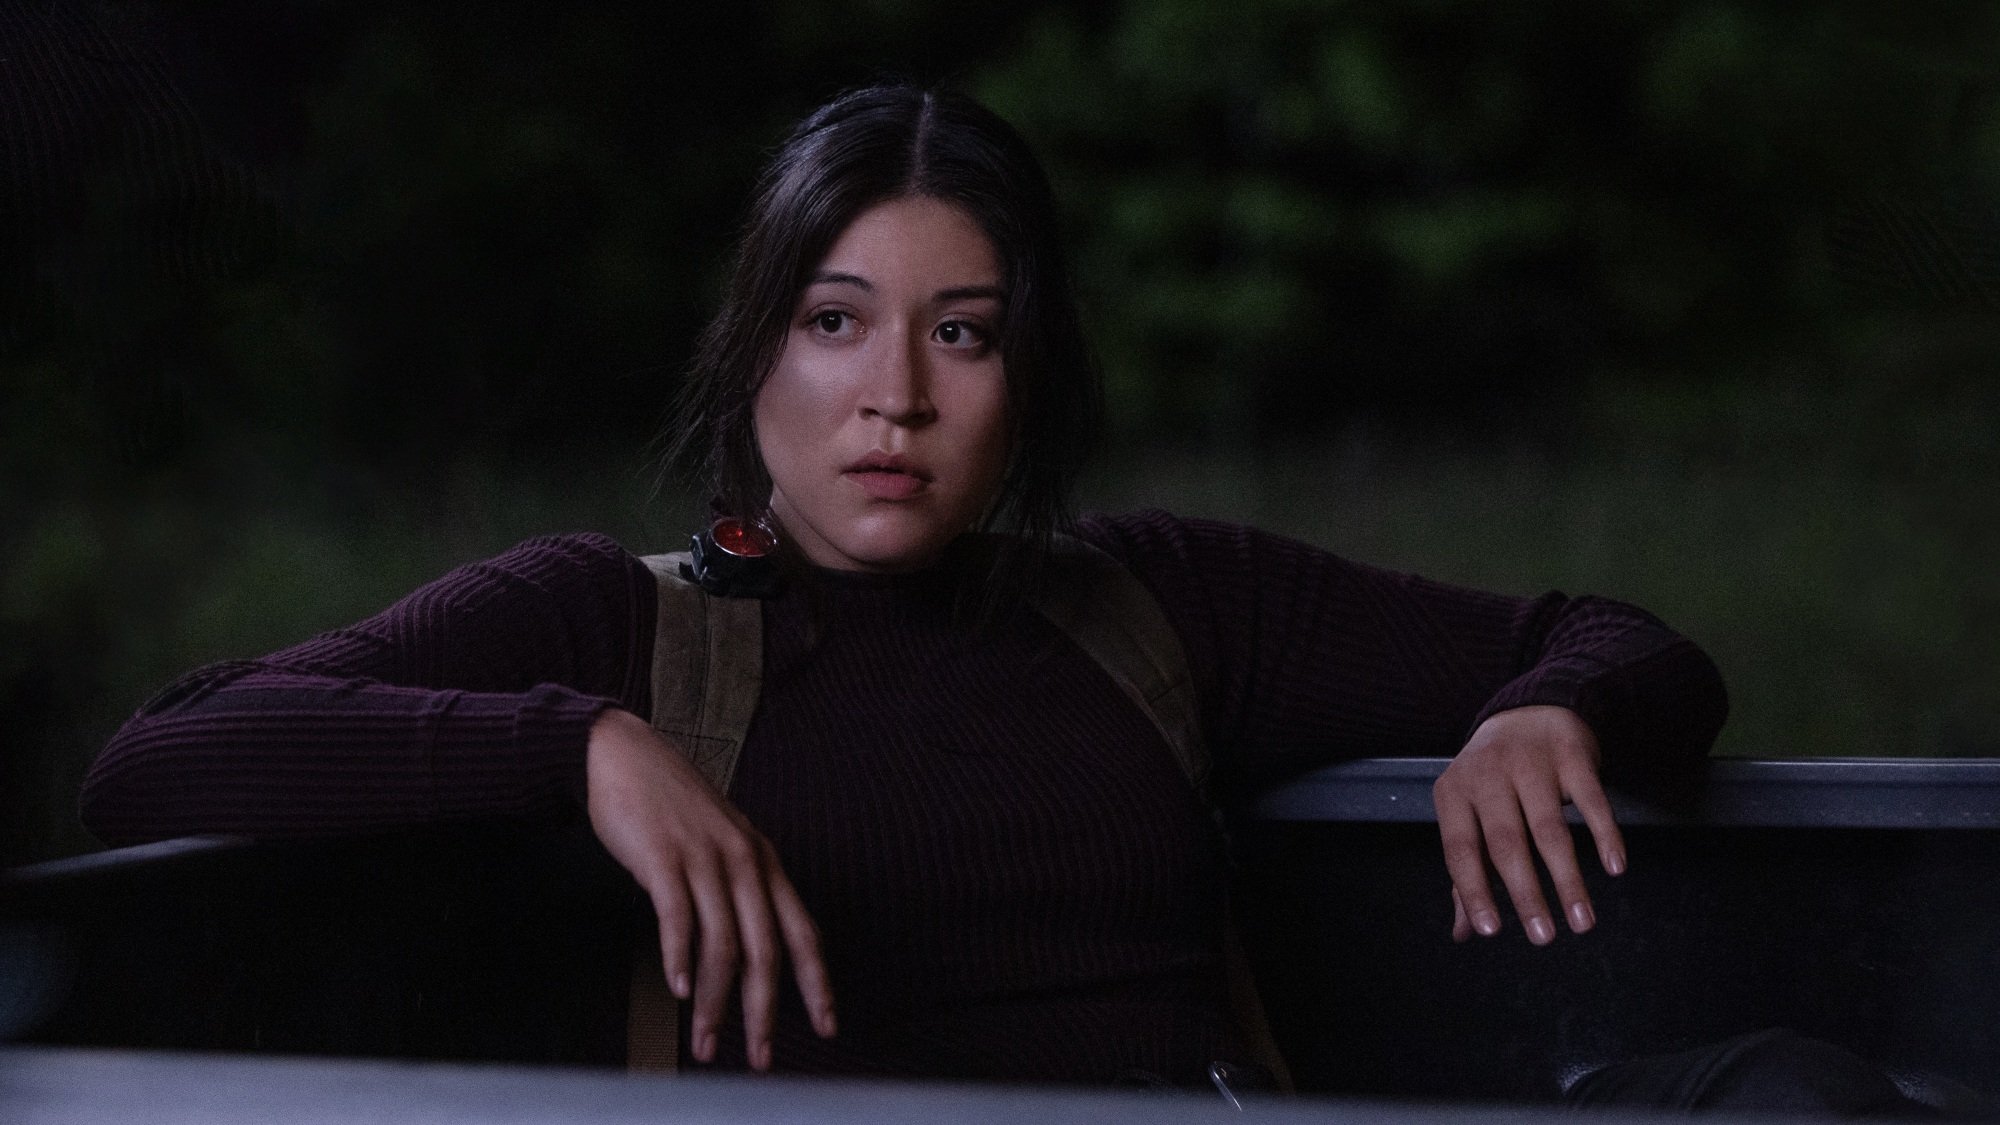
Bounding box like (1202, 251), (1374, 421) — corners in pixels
(1034, 534), (1290, 1092)
(1223, 912), (1295, 1092)
(625, 951), (678, 1074)
(1031, 535), (1208, 792)
(624, 540), (1287, 1088)
(626, 551), (764, 1073)
(642, 552), (765, 795)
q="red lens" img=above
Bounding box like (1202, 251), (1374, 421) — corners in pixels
(711, 518), (776, 558)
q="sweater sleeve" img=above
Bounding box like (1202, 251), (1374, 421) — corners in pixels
(1074, 510), (1727, 786)
(79, 532), (659, 846)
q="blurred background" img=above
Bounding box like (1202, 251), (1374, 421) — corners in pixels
(5, 0), (1998, 863)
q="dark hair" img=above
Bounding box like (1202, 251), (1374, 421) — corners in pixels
(666, 82), (1102, 579)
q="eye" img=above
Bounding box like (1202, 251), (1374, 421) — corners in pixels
(809, 310), (854, 336)
(934, 319), (990, 350)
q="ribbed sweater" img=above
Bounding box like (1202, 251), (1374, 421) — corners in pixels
(80, 509), (1728, 1085)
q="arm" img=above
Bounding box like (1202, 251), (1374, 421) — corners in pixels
(80, 532), (657, 844)
(585, 708), (836, 1069)
(81, 530), (835, 1067)
(1078, 510), (1728, 940)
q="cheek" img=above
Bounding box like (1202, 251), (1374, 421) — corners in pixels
(753, 355), (837, 464)
(960, 383), (1016, 495)
(751, 390), (804, 509)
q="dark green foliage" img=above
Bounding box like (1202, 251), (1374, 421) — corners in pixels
(981, 1), (2000, 437)
(5, 0), (1999, 861)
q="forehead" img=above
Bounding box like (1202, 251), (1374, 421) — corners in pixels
(814, 196), (1002, 290)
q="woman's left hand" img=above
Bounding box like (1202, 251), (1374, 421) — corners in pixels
(1432, 705), (1625, 945)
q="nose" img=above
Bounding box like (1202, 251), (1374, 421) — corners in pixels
(858, 323), (937, 426)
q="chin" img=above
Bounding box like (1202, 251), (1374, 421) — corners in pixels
(835, 517), (963, 573)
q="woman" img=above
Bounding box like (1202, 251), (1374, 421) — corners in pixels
(82, 83), (1728, 1088)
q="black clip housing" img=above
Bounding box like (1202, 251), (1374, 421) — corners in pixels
(680, 517), (782, 599)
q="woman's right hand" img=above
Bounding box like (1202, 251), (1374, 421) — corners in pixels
(584, 707), (835, 1070)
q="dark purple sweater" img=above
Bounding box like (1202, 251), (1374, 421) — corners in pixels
(80, 510), (1727, 1084)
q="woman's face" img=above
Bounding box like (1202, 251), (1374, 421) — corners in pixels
(754, 195), (1012, 573)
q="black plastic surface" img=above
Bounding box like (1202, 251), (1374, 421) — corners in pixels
(1251, 756), (2000, 828)
(4, 758), (1997, 1112)
(1232, 818), (2000, 1103)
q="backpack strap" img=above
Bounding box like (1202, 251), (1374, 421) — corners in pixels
(1030, 534), (1208, 792)
(624, 539), (1288, 1089)
(640, 552), (764, 795)
(625, 551), (763, 1073)
(1034, 534), (1291, 1092)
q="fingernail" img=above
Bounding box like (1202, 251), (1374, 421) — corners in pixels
(1568, 901), (1595, 933)
(820, 1008), (838, 1037)
(672, 973), (690, 999)
(754, 1041), (771, 1070)
(697, 1032), (715, 1061)
(1605, 849), (1627, 876)
(1526, 916), (1556, 945)
(1473, 910), (1501, 936)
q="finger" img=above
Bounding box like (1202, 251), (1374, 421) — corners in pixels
(686, 854), (741, 1064)
(1435, 787), (1503, 937)
(650, 867), (695, 1000)
(1451, 886), (1472, 944)
(1518, 781), (1593, 935)
(725, 843), (781, 1072)
(1476, 795), (1557, 945)
(1564, 765), (1628, 877)
(767, 860), (837, 1037)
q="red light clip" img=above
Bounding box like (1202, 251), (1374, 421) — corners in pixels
(682, 516), (782, 598)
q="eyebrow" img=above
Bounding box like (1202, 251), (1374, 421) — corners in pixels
(935, 284), (1007, 303)
(811, 270), (873, 292)
(808, 271), (1007, 304)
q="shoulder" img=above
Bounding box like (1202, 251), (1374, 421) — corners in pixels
(1066, 509), (1490, 648)
(1071, 508), (1254, 566)
(395, 531), (658, 633)
(455, 531), (650, 590)
(1070, 509), (1262, 599)
(1073, 508), (1493, 602)
(1070, 508), (1363, 590)
(480, 530), (644, 576)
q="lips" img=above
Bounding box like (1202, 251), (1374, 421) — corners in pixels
(843, 451), (931, 501)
